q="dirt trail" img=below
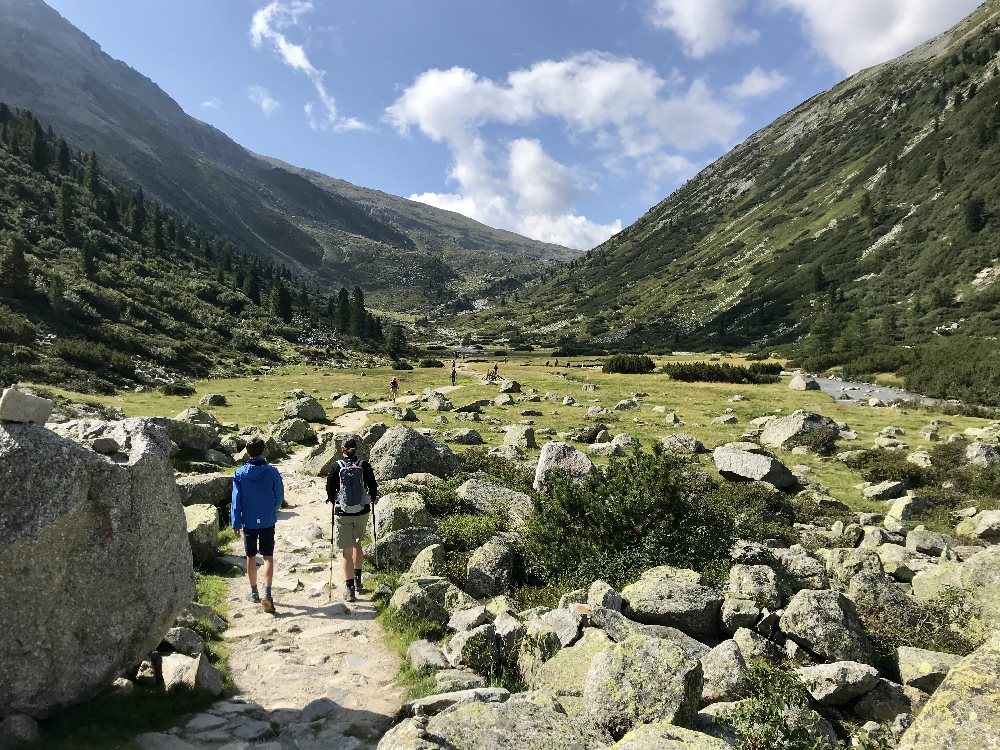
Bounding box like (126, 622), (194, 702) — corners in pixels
(144, 406), (418, 749)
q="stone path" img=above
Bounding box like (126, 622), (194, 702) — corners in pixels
(139, 408), (415, 750)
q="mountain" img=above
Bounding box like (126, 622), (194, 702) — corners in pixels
(0, 0), (574, 310)
(478, 2), (1000, 370)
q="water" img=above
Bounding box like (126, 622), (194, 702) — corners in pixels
(812, 376), (935, 406)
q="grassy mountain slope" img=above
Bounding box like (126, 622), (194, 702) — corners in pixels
(477, 1), (1000, 364)
(0, 0), (573, 309)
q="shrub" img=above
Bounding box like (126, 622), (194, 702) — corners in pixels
(602, 354), (655, 374)
(459, 445), (536, 494)
(510, 344), (534, 352)
(391, 360), (414, 371)
(52, 338), (134, 378)
(160, 381), (197, 397)
(0, 306), (36, 344)
(665, 362), (781, 384)
(853, 450), (928, 487)
(436, 513), (505, 552)
(519, 447), (795, 592)
(787, 427), (839, 457)
(418, 358), (445, 368)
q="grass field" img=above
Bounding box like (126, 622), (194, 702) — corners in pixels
(34, 352), (996, 513)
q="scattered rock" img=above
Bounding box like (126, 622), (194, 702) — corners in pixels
(505, 425), (538, 450)
(407, 639), (451, 671)
(533, 441), (597, 492)
(896, 646), (962, 694)
(466, 537), (518, 599)
(779, 590), (876, 665)
(369, 427), (461, 481)
(282, 396), (326, 421)
(796, 661), (880, 705)
(621, 566), (722, 639)
(788, 374), (820, 391)
(184, 504), (219, 565)
(175, 474), (233, 507)
(713, 443), (795, 490)
(199, 394), (227, 407)
(759, 411), (837, 450)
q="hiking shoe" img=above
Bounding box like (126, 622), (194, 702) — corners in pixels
(345, 587), (357, 603)
(354, 575), (366, 594)
(247, 591), (260, 604)
(262, 596), (275, 614)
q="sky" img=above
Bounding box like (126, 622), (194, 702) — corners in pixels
(44, 0), (984, 250)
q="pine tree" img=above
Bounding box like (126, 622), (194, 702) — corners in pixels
(0, 237), (30, 293)
(350, 286), (366, 336)
(83, 150), (100, 197)
(935, 156), (947, 183)
(47, 274), (66, 312)
(81, 234), (98, 278)
(151, 203), (165, 251)
(386, 325), (407, 358)
(966, 197), (987, 233)
(29, 117), (48, 171)
(242, 268), (260, 304)
(269, 279), (293, 322)
(337, 287), (351, 332)
(128, 188), (146, 239)
(56, 180), (74, 238)
(56, 139), (71, 174)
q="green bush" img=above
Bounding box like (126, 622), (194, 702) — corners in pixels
(602, 354), (655, 374)
(418, 358), (445, 368)
(519, 447), (795, 592)
(459, 446), (535, 494)
(0, 306), (36, 344)
(391, 360), (414, 370)
(52, 338), (134, 378)
(787, 427), (839, 457)
(852, 450), (928, 487)
(436, 512), (505, 552)
(160, 381), (197, 397)
(665, 362), (782, 384)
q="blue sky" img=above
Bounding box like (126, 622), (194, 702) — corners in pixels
(45, 0), (983, 249)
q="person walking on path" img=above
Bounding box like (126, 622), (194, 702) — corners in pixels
(231, 436), (285, 614)
(450, 363), (457, 386)
(326, 437), (379, 602)
(389, 376), (399, 402)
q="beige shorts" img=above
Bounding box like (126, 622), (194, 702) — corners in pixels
(334, 511), (370, 549)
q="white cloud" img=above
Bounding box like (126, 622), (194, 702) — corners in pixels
(200, 97), (223, 111)
(648, 0), (759, 57)
(772, 0), (984, 75)
(387, 52), (742, 249)
(250, 1), (367, 132)
(247, 85), (280, 116)
(726, 67), (790, 98)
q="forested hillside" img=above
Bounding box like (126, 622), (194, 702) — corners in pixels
(474, 1), (1000, 402)
(0, 104), (399, 393)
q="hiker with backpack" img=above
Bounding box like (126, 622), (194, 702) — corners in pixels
(450, 364), (457, 386)
(325, 436), (379, 602)
(231, 436), (285, 614)
(389, 376), (399, 402)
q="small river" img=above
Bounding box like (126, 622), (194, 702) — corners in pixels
(812, 376), (936, 406)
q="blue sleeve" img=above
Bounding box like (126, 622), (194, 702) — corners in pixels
(272, 468), (285, 512)
(231, 472), (243, 530)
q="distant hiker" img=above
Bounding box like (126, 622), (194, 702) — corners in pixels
(389, 376), (399, 402)
(231, 436), (285, 614)
(326, 437), (378, 602)
(492, 363), (499, 379)
(554, 359), (559, 367)
(450, 364), (457, 386)
(545, 360), (550, 367)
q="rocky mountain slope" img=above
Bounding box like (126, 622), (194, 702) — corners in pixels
(0, 0), (573, 309)
(479, 0), (1000, 360)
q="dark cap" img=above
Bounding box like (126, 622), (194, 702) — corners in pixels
(342, 437), (358, 451)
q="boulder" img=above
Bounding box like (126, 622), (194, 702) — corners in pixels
(494, 394), (515, 408)
(466, 537), (518, 599)
(659, 433), (705, 454)
(505, 425), (538, 450)
(389, 577), (452, 626)
(795, 661), (880, 705)
(864, 480), (907, 500)
(446, 624), (498, 675)
(913, 546), (1000, 632)
(148, 418), (220, 453)
(516, 618), (564, 685)
(499, 381), (521, 394)
(769, 546), (830, 592)
(700, 640), (750, 705)
(198, 394), (227, 407)
(583, 634), (703, 740)
(0, 714), (41, 748)
(759, 411), (837, 450)
(369, 427), (461, 481)
(965, 441), (1000, 468)
(530, 628), (612, 715)
(269, 418), (314, 445)
(788, 374), (820, 391)
(175, 474), (233, 507)
(906, 527), (958, 556)
(887, 495), (929, 521)
(374, 492), (434, 537)
(184, 504), (219, 565)
(614, 399), (639, 411)
(897, 633), (1000, 750)
(455, 479), (534, 529)
(0, 420), (195, 718)
(160, 653), (224, 696)
(855, 678), (927, 722)
(376, 692), (611, 750)
(332, 393), (361, 409)
(779, 590), (876, 666)
(588, 580), (623, 612)
(448, 606), (491, 633)
(721, 565), (785, 633)
(825, 548), (884, 588)
(443, 428), (483, 445)
(0, 388), (54, 425)
(955, 510), (1000, 543)
(407, 544), (448, 578)
(612, 722), (732, 749)
(424, 392), (454, 412)
(533, 441), (597, 492)
(174, 407), (220, 428)
(589, 441), (624, 457)
(367, 527), (443, 570)
(399, 687), (509, 718)
(712, 444), (795, 490)
(433, 669), (485, 693)
(897, 646), (962, 694)
(282, 396), (326, 422)
(621, 566), (722, 639)
(162, 627), (205, 658)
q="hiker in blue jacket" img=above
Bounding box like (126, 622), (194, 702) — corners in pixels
(231, 436), (285, 613)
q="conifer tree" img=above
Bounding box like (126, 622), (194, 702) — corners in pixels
(128, 188), (146, 239)
(47, 274), (66, 312)
(350, 286), (366, 336)
(84, 150), (100, 197)
(56, 138), (71, 174)
(337, 287), (351, 332)
(56, 181), (74, 238)
(0, 237), (30, 293)
(29, 117), (48, 171)
(386, 325), (407, 358)
(81, 234), (98, 278)
(242, 268), (260, 304)
(269, 279), (293, 322)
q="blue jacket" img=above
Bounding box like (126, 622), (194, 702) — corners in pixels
(231, 457), (284, 530)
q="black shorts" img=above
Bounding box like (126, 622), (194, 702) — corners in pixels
(243, 526), (275, 557)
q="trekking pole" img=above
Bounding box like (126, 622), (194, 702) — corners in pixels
(328, 534), (335, 602)
(371, 507), (378, 572)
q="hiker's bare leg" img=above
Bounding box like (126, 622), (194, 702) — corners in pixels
(354, 542), (364, 570)
(262, 556), (274, 588)
(246, 556), (257, 587)
(341, 546), (355, 580)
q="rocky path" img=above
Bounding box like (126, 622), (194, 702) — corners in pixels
(140, 408), (410, 750)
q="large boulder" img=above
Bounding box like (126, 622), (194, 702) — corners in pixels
(659, 433), (705, 454)
(759, 411), (837, 450)
(529, 628), (612, 715)
(505, 425), (538, 450)
(533, 441), (598, 492)
(175, 474), (233, 507)
(788, 374), (820, 392)
(620, 567), (722, 639)
(424, 392), (454, 412)
(712, 444), (795, 490)
(0, 387), (53, 424)
(700, 640), (750, 705)
(369, 427), (461, 482)
(898, 633), (1000, 750)
(779, 590), (876, 666)
(377, 692), (611, 750)
(612, 722), (731, 749)
(269, 418), (314, 445)
(148, 417), (220, 453)
(795, 662), (880, 705)
(373, 492), (434, 537)
(455, 479), (534, 529)
(897, 646), (962, 694)
(466, 537), (518, 599)
(955, 510), (1000, 543)
(584, 633), (703, 740)
(282, 396), (327, 422)
(0, 420), (195, 717)
(174, 407), (220, 428)
(366, 526), (443, 570)
(332, 392), (361, 409)
(184, 504), (219, 565)
(913, 546), (1000, 633)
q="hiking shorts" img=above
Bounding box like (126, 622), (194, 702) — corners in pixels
(334, 512), (370, 549)
(243, 525), (275, 557)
